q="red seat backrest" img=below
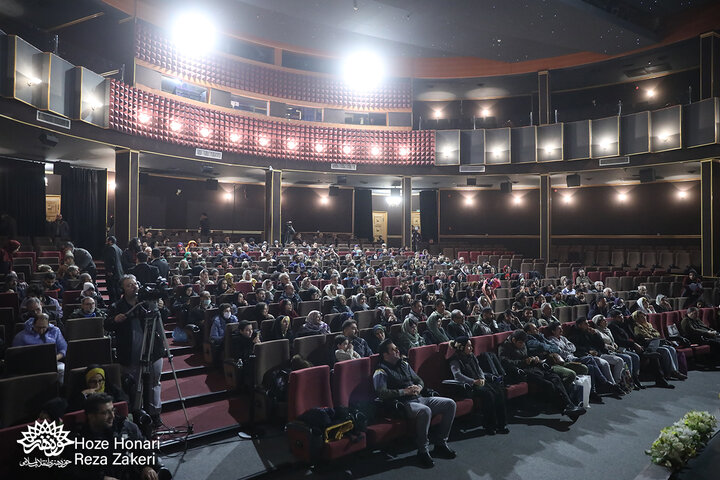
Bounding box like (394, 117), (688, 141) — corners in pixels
(492, 331), (513, 348)
(288, 365), (333, 421)
(471, 335), (494, 354)
(408, 344), (445, 390)
(332, 357), (372, 407)
(647, 313), (664, 338)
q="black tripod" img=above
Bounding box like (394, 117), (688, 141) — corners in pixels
(136, 299), (193, 442)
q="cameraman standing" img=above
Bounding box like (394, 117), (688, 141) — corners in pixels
(105, 274), (165, 427)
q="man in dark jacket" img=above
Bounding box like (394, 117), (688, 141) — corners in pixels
(446, 309), (472, 340)
(64, 242), (97, 280)
(341, 319), (373, 357)
(586, 295), (609, 320)
(680, 307), (720, 360)
(607, 310), (673, 388)
(131, 252), (161, 286)
(150, 247), (170, 279)
(105, 274), (165, 424)
(498, 330), (586, 419)
(373, 339), (457, 468)
(102, 236), (124, 303)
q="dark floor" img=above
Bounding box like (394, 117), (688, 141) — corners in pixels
(161, 370), (720, 480)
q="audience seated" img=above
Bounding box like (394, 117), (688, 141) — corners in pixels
(12, 312), (66, 383)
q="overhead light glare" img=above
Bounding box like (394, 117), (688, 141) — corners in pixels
(287, 139), (298, 150)
(341, 51), (385, 90)
(258, 136), (270, 147)
(171, 11), (217, 57)
(314, 143), (324, 153)
(170, 120), (182, 132)
(138, 112), (151, 124)
(342, 145), (353, 155)
(370, 146), (380, 156)
(399, 146), (409, 156)
(199, 127), (210, 138)
(229, 133), (240, 142)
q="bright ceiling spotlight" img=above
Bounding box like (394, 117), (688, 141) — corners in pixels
(544, 145), (554, 154)
(599, 138), (612, 150)
(646, 88), (656, 98)
(258, 136), (270, 147)
(658, 132), (670, 142)
(224, 192), (232, 201)
(562, 194), (572, 204)
(27, 76), (42, 86)
(341, 51), (385, 90)
(617, 192), (628, 202)
(88, 97), (103, 111)
(229, 133), (240, 142)
(199, 127), (210, 138)
(464, 197), (474, 206)
(342, 145), (353, 155)
(480, 108), (491, 118)
(677, 191), (687, 199)
(138, 112), (151, 124)
(399, 146), (409, 156)
(370, 146), (381, 156)
(492, 147), (502, 158)
(320, 196), (330, 205)
(512, 196), (522, 205)
(314, 143), (324, 153)
(433, 110), (442, 119)
(287, 139), (298, 150)
(386, 195), (401, 207)
(170, 120), (182, 132)
(171, 11), (217, 57)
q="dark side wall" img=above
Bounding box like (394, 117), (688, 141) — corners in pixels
(281, 186), (353, 233)
(439, 189), (541, 235)
(138, 175), (265, 232)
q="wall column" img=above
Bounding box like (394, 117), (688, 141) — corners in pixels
(540, 174), (551, 261)
(264, 169), (282, 244)
(538, 70), (551, 125)
(701, 159), (720, 276)
(114, 149), (139, 248)
(700, 32), (720, 100)
(402, 176), (412, 249)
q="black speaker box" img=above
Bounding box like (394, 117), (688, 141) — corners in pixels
(639, 168), (656, 183)
(206, 179), (218, 190)
(40, 132), (59, 147)
(337, 175), (347, 185)
(53, 161), (70, 176)
(467, 177), (477, 186)
(500, 181), (512, 193)
(566, 174), (581, 187)
(329, 186), (340, 197)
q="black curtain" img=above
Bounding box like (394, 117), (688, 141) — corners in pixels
(61, 167), (107, 256)
(353, 188), (373, 241)
(0, 157), (47, 237)
(419, 190), (438, 242)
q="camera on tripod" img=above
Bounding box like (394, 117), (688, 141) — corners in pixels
(138, 278), (171, 309)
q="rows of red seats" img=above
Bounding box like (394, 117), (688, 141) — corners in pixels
(109, 81), (434, 164)
(135, 21), (412, 110)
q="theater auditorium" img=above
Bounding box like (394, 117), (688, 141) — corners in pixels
(0, 1), (719, 479)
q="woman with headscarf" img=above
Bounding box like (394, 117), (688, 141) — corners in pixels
(279, 298), (298, 319)
(269, 315), (293, 341)
(376, 290), (395, 310)
(396, 318), (425, 355)
(350, 293), (370, 312)
(70, 365), (128, 410)
(367, 324), (387, 354)
(332, 295), (353, 316)
(635, 296), (656, 315)
(247, 302), (274, 323)
(448, 336), (508, 434)
(295, 310), (330, 337)
(424, 310), (450, 344)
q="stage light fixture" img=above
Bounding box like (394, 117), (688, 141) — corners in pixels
(171, 11), (217, 57)
(341, 51), (385, 90)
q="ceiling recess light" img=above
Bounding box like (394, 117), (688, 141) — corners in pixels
(171, 11), (217, 57)
(287, 139), (298, 150)
(513, 196), (522, 205)
(107, 181), (116, 191)
(617, 193), (628, 202)
(229, 133), (240, 142)
(342, 145), (353, 155)
(371, 146), (381, 156)
(480, 108), (490, 118)
(599, 138), (612, 150)
(646, 89), (656, 98)
(138, 112), (151, 124)
(341, 51), (385, 90)
(677, 191), (687, 199)
(314, 143), (324, 153)
(464, 197), (474, 206)
(199, 127), (210, 138)
(399, 146), (409, 156)
(27, 76), (41, 86)
(658, 132), (670, 142)
(170, 121), (182, 132)
(492, 147), (502, 158)
(224, 192), (232, 201)
(320, 196), (329, 205)
(563, 194), (572, 204)
(434, 110), (442, 119)
(544, 145), (554, 154)
(258, 136), (270, 147)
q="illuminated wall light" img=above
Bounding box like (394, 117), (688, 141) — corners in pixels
(224, 192), (232, 201)
(287, 139), (298, 150)
(386, 196), (401, 207)
(88, 97), (103, 111)
(342, 145), (353, 155)
(258, 136), (270, 147)
(677, 191), (687, 199)
(399, 146), (409, 156)
(199, 127), (211, 138)
(44, 176), (48, 186)
(464, 197), (474, 206)
(138, 112), (151, 124)
(107, 181), (116, 191)
(434, 110), (442, 119)
(512, 196), (522, 205)
(599, 138), (612, 150)
(320, 196), (330, 205)
(27, 76), (41, 86)
(229, 133), (240, 142)
(314, 143), (324, 153)
(617, 193), (628, 202)
(170, 120), (182, 132)
(492, 147), (502, 158)
(544, 145), (554, 154)
(646, 89), (656, 99)
(658, 132), (671, 142)
(562, 194), (572, 204)
(480, 108), (491, 118)
(370, 146), (381, 156)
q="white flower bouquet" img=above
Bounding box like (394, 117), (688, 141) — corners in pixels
(646, 411), (717, 471)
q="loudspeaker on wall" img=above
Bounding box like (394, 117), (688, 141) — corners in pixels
(639, 168), (656, 183)
(566, 174), (581, 187)
(206, 179), (218, 190)
(329, 186), (339, 197)
(500, 181), (512, 193)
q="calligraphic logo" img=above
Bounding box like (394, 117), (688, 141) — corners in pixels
(17, 420), (73, 457)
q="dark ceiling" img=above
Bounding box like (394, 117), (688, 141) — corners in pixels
(1, 0), (715, 69)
